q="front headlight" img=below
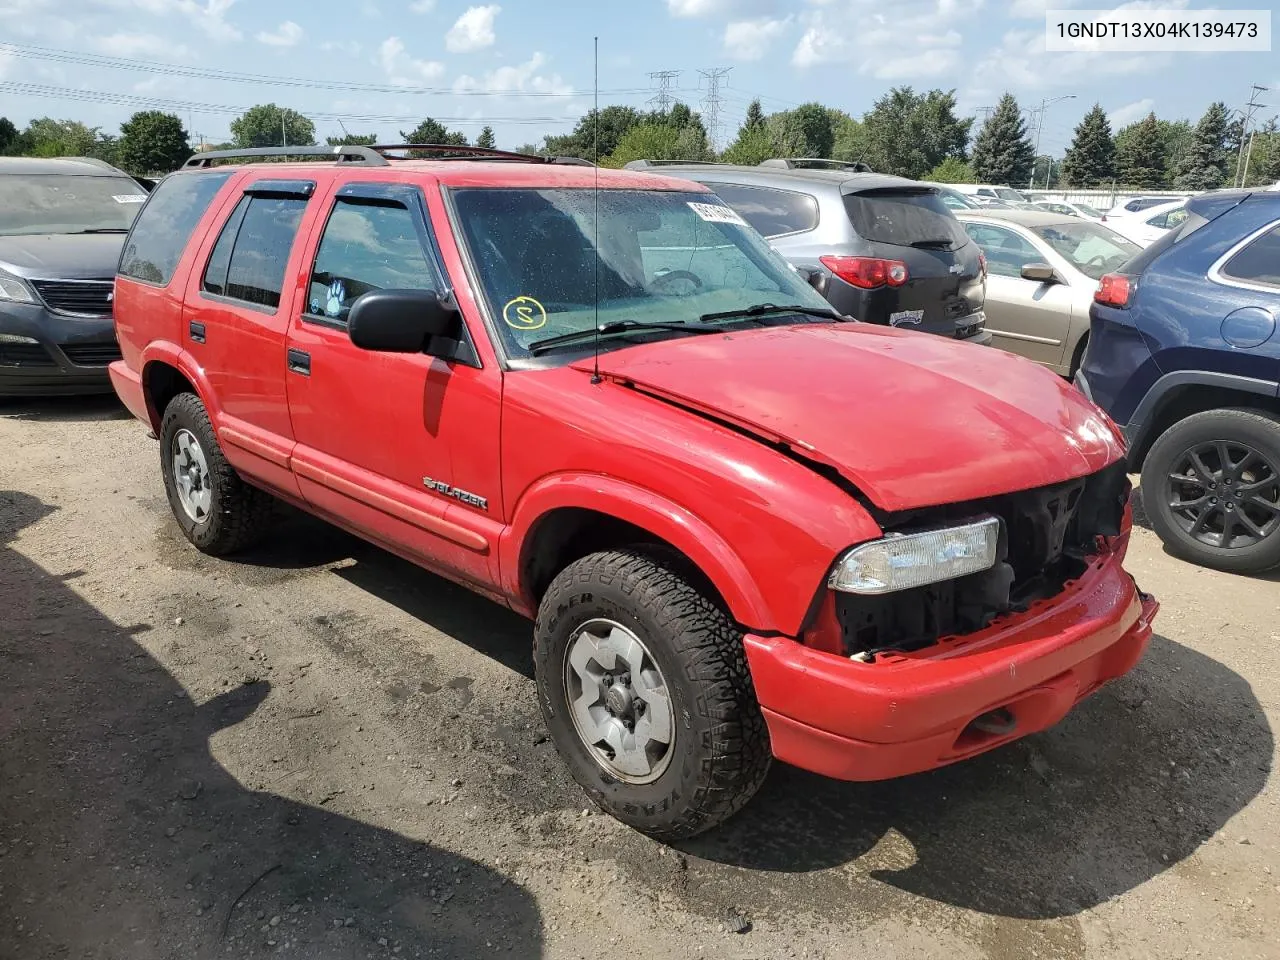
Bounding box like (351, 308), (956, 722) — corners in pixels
(0, 273), (36, 304)
(829, 516), (1001, 595)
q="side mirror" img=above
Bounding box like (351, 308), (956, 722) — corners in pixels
(1020, 262), (1060, 284)
(348, 289), (458, 353)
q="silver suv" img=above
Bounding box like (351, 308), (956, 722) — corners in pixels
(630, 160), (989, 343)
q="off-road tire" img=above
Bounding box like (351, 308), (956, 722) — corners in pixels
(159, 392), (273, 556)
(534, 548), (772, 839)
(1141, 407), (1280, 574)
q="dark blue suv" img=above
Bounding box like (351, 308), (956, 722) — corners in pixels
(1078, 188), (1280, 574)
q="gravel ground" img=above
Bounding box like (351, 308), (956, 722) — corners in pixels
(1, 395), (1277, 960)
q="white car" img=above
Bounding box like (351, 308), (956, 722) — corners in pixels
(1039, 200), (1107, 221)
(1100, 199), (1187, 247)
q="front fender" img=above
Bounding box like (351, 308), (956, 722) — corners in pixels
(501, 473), (778, 631)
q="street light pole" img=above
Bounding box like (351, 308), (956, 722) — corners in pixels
(1031, 94), (1076, 189)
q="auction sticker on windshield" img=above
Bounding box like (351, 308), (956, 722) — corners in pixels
(113, 194), (148, 203)
(688, 202), (747, 226)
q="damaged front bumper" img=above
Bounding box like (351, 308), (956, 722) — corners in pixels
(743, 550), (1158, 781)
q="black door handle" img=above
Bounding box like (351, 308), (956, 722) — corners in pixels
(287, 348), (311, 376)
(189, 321), (206, 344)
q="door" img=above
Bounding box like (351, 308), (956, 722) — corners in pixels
(284, 181), (503, 589)
(185, 177), (317, 497)
(963, 222), (1074, 368)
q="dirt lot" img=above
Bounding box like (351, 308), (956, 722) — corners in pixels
(1, 396), (1277, 960)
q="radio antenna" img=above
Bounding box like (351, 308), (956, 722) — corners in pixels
(590, 35), (602, 385)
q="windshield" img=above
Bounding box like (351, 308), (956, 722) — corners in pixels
(0, 174), (146, 237)
(451, 188), (833, 358)
(1075, 203), (1104, 218)
(994, 188), (1030, 203)
(1032, 221), (1141, 280)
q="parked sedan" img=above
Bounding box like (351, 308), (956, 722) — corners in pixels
(1102, 199), (1187, 246)
(957, 209), (1141, 377)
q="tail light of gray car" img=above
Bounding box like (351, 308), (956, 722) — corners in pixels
(819, 255), (909, 289)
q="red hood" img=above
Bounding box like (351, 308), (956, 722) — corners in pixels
(571, 324), (1124, 513)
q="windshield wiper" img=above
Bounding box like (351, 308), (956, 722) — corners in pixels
(527, 320), (715, 356)
(909, 238), (956, 249)
(697, 303), (844, 324)
(73, 228), (130, 234)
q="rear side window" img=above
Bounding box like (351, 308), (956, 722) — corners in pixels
(700, 182), (819, 237)
(843, 189), (968, 248)
(1118, 210), (1211, 276)
(119, 172), (232, 285)
(202, 195), (307, 310)
(1221, 223), (1280, 288)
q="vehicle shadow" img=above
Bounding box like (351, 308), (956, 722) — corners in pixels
(0, 394), (129, 422)
(682, 632), (1272, 919)
(0, 490), (544, 960)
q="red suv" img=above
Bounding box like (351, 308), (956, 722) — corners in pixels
(110, 145), (1158, 839)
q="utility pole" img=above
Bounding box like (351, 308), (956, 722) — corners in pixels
(647, 70), (680, 112)
(697, 67), (731, 152)
(1235, 84), (1268, 187)
(282, 107), (288, 149)
(1029, 94), (1075, 189)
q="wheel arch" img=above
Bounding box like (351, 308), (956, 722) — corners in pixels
(1126, 371), (1280, 470)
(139, 344), (217, 434)
(503, 476), (776, 633)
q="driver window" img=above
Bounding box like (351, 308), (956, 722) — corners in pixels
(306, 198), (437, 324)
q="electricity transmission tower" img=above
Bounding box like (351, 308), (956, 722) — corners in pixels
(1235, 84), (1269, 187)
(698, 67), (732, 151)
(647, 71), (680, 112)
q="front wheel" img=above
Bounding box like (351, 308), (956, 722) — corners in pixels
(1141, 407), (1280, 574)
(534, 548), (771, 839)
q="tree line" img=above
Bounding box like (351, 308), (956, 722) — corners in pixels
(3, 92), (1278, 189)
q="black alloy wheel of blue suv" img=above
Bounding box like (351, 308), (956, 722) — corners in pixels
(1078, 188), (1280, 574)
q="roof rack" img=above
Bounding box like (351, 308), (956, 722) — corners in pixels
(622, 159), (724, 170)
(759, 158), (873, 173)
(183, 143), (593, 169)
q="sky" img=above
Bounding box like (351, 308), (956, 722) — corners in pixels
(0, 0), (1275, 157)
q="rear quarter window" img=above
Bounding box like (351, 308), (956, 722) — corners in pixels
(118, 172), (233, 285)
(843, 189), (968, 248)
(202, 194), (308, 310)
(699, 182), (819, 237)
(1220, 222), (1280, 289)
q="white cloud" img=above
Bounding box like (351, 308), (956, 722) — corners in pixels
(408, 0), (434, 10)
(1108, 98), (1155, 128)
(445, 4), (500, 53)
(256, 20), (303, 47)
(0, 49), (14, 80)
(723, 17), (790, 61)
(667, 0), (727, 15)
(179, 0), (240, 41)
(452, 52), (572, 95)
(792, 28), (844, 68)
(377, 36), (445, 85)
(792, 1), (975, 72)
(873, 48), (961, 80)
(92, 31), (192, 58)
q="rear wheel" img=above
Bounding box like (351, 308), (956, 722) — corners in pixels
(159, 392), (273, 555)
(534, 548), (771, 839)
(1141, 408), (1280, 574)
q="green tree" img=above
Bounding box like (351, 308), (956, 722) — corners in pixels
(544, 106), (646, 162)
(927, 156), (975, 183)
(720, 123), (775, 165)
(325, 133), (378, 146)
(116, 111), (190, 175)
(1158, 119), (1193, 184)
(830, 112), (869, 166)
(1115, 112), (1166, 188)
(602, 123), (683, 168)
(970, 93), (1035, 186)
(1174, 102), (1232, 189)
(744, 99), (765, 130)
(859, 87), (972, 179)
(230, 105), (316, 148)
(0, 117), (28, 155)
(770, 101), (834, 158)
(1031, 156), (1061, 189)
(1060, 104), (1115, 187)
(513, 142), (547, 157)
(1242, 118), (1280, 186)
(401, 117), (468, 146)
(476, 125), (496, 149)
(24, 118), (100, 157)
